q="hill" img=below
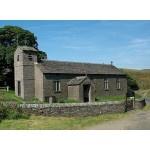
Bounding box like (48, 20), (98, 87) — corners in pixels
(121, 68), (150, 98)
(141, 69), (150, 72)
(122, 69), (150, 90)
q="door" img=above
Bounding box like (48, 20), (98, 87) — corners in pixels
(17, 81), (21, 96)
(83, 84), (90, 102)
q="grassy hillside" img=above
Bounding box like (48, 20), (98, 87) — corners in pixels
(122, 69), (150, 98)
(122, 69), (150, 90)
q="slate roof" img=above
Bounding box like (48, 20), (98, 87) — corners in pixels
(67, 76), (87, 85)
(37, 60), (125, 75)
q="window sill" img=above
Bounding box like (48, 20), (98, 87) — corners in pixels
(104, 89), (109, 91)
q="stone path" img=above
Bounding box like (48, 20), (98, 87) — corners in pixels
(86, 108), (150, 130)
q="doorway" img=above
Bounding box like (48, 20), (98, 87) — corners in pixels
(83, 84), (91, 102)
(17, 81), (21, 96)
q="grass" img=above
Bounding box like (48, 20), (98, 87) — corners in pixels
(143, 105), (150, 111)
(0, 113), (127, 130)
(0, 90), (47, 104)
(0, 90), (23, 103)
(57, 98), (80, 103)
(135, 89), (150, 98)
(95, 95), (125, 102)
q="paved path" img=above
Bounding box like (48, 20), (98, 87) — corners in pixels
(86, 109), (150, 130)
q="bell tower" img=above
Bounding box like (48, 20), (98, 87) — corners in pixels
(14, 46), (38, 100)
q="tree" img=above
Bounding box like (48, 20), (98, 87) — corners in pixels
(126, 74), (139, 91)
(0, 25), (47, 89)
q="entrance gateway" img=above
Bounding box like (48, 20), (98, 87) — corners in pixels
(83, 84), (91, 102)
(67, 76), (92, 102)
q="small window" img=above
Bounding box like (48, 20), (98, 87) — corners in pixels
(116, 79), (121, 90)
(17, 55), (19, 61)
(104, 79), (109, 90)
(17, 81), (21, 96)
(28, 54), (33, 61)
(54, 81), (61, 92)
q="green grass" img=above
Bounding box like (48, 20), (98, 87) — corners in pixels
(57, 98), (80, 103)
(0, 90), (46, 104)
(0, 113), (127, 130)
(95, 95), (125, 102)
(0, 90), (23, 103)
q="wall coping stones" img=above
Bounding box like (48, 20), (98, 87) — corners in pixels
(1, 99), (145, 117)
(19, 101), (125, 108)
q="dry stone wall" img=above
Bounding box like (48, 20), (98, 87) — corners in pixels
(18, 99), (146, 117)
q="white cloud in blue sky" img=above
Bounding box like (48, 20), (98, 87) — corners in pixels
(0, 20), (150, 69)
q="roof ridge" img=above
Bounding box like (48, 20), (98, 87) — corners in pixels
(43, 60), (113, 66)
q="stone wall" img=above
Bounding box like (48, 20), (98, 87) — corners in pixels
(135, 99), (146, 109)
(18, 99), (145, 117)
(0, 99), (145, 117)
(19, 101), (125, 117)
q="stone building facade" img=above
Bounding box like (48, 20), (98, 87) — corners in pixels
(14, 46), (127, 102)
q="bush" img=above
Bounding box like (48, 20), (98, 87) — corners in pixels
(0, 103), (29, 121)
(126, 74), (139, 91)
(126, 88), (135, 97)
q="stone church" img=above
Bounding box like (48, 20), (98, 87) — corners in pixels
(14, 46), (127, 102)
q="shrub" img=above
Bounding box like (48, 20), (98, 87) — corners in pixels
(0, 103), (29, 121)
(24, 97), (47, 104)
(126, 74), (139, 91)
(0, 104), (8, 120)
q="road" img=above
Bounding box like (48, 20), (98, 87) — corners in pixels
(87, 100), (150, 130)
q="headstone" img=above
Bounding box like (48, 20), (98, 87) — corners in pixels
(6, 86), (9, 92)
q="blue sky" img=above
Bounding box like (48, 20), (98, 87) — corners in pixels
(0, 20), (150, 69)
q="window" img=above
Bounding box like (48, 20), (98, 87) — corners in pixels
(28, 54), (33, 61)
(17, 55), (19, 61)
(17, 81), (21, 96)
(116, 79), (121, 90)
(104, 79), (109, 90)
(54, 81), (61, 92)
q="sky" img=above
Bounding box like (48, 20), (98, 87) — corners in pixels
(0, 20), (150, 69)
